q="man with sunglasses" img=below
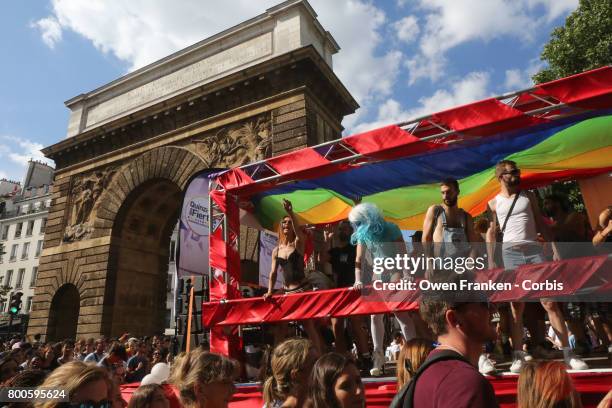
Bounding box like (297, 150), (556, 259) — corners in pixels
(487, 160), (587, 372)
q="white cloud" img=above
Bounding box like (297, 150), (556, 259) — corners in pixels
(525, 0), (578, 22)
(353, 71), (491, 133)
(31, 16), (62, 49)
(393, 15), (419, 43)
(33, 0), (403, 138)
(504, 69), (528, 90)
(405, 0), (577, 84)
(502, 59), (546, 91)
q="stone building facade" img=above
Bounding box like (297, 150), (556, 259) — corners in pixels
(0, 162), (54, 332)
(28, 0), (357, 340)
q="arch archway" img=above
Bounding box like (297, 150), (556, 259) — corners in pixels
(103, 178), (182, 336)
(47, 284), (80, 341)
(94, 146), (208, 337)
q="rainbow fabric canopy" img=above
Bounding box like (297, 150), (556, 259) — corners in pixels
(213, 67), (612, 231)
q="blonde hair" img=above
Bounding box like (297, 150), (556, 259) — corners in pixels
(263, 338), (312, 407)
(168, 348), (238, 407)
(396, 339), (434, 389)
(127, 384), (164, 408)
(517, 361), (582, 408)
(34, 361), (111, 408)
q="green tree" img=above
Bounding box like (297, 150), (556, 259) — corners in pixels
(533, 0), (612, 84)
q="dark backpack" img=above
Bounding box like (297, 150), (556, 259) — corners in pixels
(389, 350), (470, 408)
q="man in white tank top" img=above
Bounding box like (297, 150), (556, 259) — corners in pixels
(486, 160), (588, 372)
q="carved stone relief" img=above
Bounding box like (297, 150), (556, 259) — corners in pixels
(192, 115), (271, 168)
(64, 168), (116, 242)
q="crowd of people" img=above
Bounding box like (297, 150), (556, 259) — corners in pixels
(0, 159), (610, 407)
(0, 334), (174, 392)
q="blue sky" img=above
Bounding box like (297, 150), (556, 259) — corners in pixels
(0, 0), (578, 183)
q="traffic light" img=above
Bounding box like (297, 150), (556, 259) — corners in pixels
(9, 292), (22, 316)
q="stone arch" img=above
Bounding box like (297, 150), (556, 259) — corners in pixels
(47, 283), (80, 341)
(93, 146), (208, 336)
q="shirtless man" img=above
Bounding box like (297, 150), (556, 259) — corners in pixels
(422, 178), (481, 257)
(422, 178), (494, 374)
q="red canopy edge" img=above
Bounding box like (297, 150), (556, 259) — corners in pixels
(201, 256), (610, 327)
(431, 98), (550, 138)
(535, 65), (612, 108)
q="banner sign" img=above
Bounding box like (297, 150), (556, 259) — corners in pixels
(259, 230), (281, 289)
(178, 171), (216, 278)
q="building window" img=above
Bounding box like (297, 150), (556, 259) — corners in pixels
(35, 240), (43, 257)
(1, 225), (8, 240)
(15, 269), (25, 289)
(40, 218), (47, 234)
(9, 244), (18, 262)
(0, 277), (3, 287)
(30, 266), (38, 287)
(21, 242), (30, 260)
(0, 301), (5, 312)
(26, 296), (33, 312)
(26, 220), (34, 236)
(6, 270), (13, 287)
(14, 223), (22, 239)
(170, 240), (176, 262)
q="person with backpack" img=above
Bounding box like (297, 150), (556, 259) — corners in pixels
(390, 273), (499, 408)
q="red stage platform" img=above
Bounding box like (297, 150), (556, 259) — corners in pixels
(120, 369), (612, 407)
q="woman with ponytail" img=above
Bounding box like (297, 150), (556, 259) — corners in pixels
(168, 348), (238, 408)
(262, 338), (319, 408)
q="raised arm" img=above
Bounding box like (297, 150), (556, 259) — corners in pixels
(283, 198), (305, 252)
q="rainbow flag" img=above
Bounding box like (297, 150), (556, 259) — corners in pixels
(254, 112), (612, 230)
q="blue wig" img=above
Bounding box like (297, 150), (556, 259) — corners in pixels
(348, 203), (386, 247)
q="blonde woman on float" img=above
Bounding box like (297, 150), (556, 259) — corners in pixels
(263, 198), (325, 355)
(349, 202), (417, 376)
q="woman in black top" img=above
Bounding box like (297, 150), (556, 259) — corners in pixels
(263, 199), (324, 354)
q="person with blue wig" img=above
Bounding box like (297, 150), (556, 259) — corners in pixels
(349, 202), (417, 376)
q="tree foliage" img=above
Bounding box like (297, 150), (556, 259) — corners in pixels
(533, 0), (612, 84)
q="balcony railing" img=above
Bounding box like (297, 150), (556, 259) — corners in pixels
(0, 206), (48, 220)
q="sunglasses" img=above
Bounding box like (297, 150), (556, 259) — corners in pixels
(60, 400), (112, 408)
(500, 169), (520, 176)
